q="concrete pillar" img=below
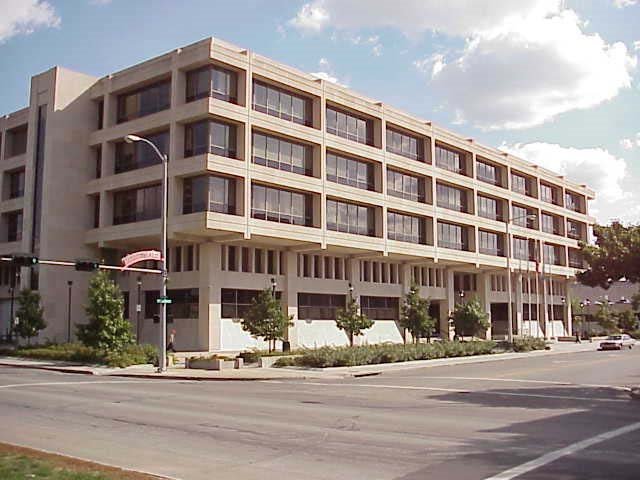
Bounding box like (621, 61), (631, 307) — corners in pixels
(443, 268), (455, 339)
(515, 273), (524, 336)
(478, 272), (492, 340)
(282, 251), (300, 348)
(565, 279), (573, 337)
(198, 242), (219, 351)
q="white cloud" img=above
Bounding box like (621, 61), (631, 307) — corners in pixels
(613, 0), (637, 8)
(633, 40), (640, 51)
(500, 142), (639, 223)
(291, 1), (637, 130)
(0, 0), (60, 43)
(620, 133), (640, 149)
(310, 57), (348, 87)
(371, 44), (383, 56)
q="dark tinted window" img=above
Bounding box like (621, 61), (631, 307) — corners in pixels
(326, 152), (374, 190)
(436, 183), (467, 212)
(435, 145), (464, 173)
(326, 106), (373, 146)
(183, 175), (236, 214)
(326, 199), (375, 236)
(298, 293), (345, 320)
(185, 120), (237, 158)
(115, 130), (168, 173)
(387, 211), (426, 244)
(387, 169), (425, 203)
(187, 66), (237, 103)
(251, 184), (312, 226)
(117, 80), (170, 123)
(386, 128), (423, 161)
(253, 80), (311, 126)
(437, 221), (468, 251)
(252, 132), (312, 176)
(113, 184), (161, 225)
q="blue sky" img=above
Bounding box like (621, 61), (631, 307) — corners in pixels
(1, 0), (638, 224)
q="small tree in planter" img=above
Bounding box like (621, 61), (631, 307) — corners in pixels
(77, 270), (134, 352)
(336, 292), (373, 347)
(242, 288), (293, 352)
(400, 283), (435, 343)
(452, 297), (489, 341)
(14, 289), (46, 345)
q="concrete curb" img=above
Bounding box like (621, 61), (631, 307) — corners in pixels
(0, 361), (96, 375)
(630, 388), (640, 400)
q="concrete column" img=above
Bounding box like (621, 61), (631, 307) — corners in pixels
(565, 279), (573, 337)
(443, 268), (455, 339)
(198, 242), (218, 351)
(515, 273), (524, 336)
(283, 251), (299, 348)
(478, 272), (492, 339)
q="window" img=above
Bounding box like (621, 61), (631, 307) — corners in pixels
(115, 130), (169, 173)
(5, 211), (22, 242)
(541, 213), (560, 235)
(326, 106), (373, 146)
(326, 199), (375, 236)
(360, 296), (399, 320)
(436, 184), (467, 212)
(174, 246), (182, 272)
(251, 184), (312, 226)
(145, 289), (199, 319)
(513, 237), (535, 261)
(512, 205), (536, 229)
(113, 184), (161, 225)
(227, 246), (237, 271)
(298, 293), (345, 320)
(437, 221), (467, 251)
(477, 160), (500, 185)
(252, 132), (312, 176)
(96, 99), (104, 130)
(435, 145), (464, 174)
(92, 195), (100, 228)
(117, 80), (170, 123)
(567, 219), (583, 240)
(386, 128), (423, 161)
(479, 230), (503, 256)
(94, 145), (102, 179)
(183, 175), (236, 214)
(255, 249), (264, 273)
(185, 245), (195, 271)
(186, 65), (237, 103)
(7, 125), (27, 157)
(252, 80), (311, 126)
(326, 152), (375, 191)
(185, 120), (237, 158)
(7, 170), (25, 199)
(387, 169), (425, 203)
(544, 244), (563, 266)
(477, 195), (502, 221)
(568, 249), (584, 268)
(387, 211), (426, 244)
(540, 183), (557, 204)
(511, 172), (533, 196)
(565, 191), (582, 213)
(222, 289), (281, 319)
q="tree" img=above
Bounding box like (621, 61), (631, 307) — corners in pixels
(336, 293), (373, 346)
(578, 222), (640, 288)
(242, 289), (293, 352)
(615, 310), (638, 332)
(451, 298), (489, 341)
(400, 284), (435, 343)
(571, 298), (585, 338)
(593, 302), (618, 334)
(77, 270), (134, 351)
(14, 289), (45, 344)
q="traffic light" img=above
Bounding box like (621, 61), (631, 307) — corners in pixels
(9, 253), (39, 267)
(74, 259), (100, 272)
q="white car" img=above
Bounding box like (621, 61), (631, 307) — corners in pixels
(599, 334), (636, 351)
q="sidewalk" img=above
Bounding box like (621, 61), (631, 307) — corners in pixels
(0, 341), (602, 381)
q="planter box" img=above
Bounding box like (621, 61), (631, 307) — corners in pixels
(260, 355), (296, 368)
(187, 358), (236, 370)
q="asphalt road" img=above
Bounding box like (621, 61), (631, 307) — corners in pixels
(1, 349), (639, 480)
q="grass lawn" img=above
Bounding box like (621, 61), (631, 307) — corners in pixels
(0, 443), (164, 480)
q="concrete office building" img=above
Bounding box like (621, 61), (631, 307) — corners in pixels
(0, 37), (594, 351)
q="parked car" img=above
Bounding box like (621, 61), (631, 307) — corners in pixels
(599, 334), (635, 350)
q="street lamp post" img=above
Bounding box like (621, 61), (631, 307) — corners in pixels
(67, 280), (73, 343)
(124, 134), (168, 372)
(136, 277), (142, 343)
(506, 213), (537, 343)
(271, 277), (277, 298)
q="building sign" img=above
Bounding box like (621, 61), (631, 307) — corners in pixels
(121, 250), (162, 271)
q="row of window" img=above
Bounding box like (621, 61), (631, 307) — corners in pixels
(298, 254), (350, 280)
(221, 245), (285, 275)
(360, 261), (402, 284)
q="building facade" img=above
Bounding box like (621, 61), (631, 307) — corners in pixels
(0, 37), (595, 351)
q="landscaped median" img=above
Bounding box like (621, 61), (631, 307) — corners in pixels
(272, 337), (548, 368)
(0, 343), (157, 368)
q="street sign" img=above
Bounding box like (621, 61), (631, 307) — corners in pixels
(121, 250), (162, 271)
(156, 296), (172, 304)
(136, 304), (142, 312)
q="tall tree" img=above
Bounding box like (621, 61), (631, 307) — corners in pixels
(400, 284), (435, 343)
(593, 302), (617, 334)
(578, 222), (640, 287)
(77, 270), (134, 351)
(336, 293), (373, 347)
(451, 298), (489, 341)
(242, 289), (293, 352)
(14, 289), (46, 344)
(615, 310), (637, 332)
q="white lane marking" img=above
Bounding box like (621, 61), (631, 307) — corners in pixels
(483, 421), (640, 480)
(0, 380), (191, 390)
(264, 381), (629, 403)
(404, 376), (630, 391)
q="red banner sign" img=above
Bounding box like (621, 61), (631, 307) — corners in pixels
(121, 250), (162, 271)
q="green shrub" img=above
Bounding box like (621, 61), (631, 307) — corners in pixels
(278, 340), (497, 368)
(7, 342), (157, 368)
(511, 337), (548, 352)
(627, 330), (640, 340)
